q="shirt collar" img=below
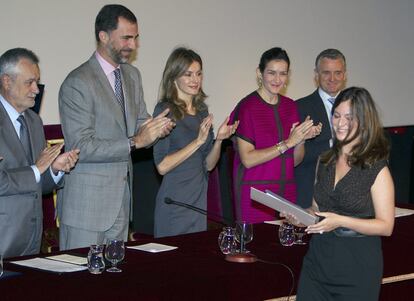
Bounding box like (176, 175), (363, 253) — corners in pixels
(95, 51), (120, 76)
(0, 93), (22, 123)
(318, 88), (340, 103)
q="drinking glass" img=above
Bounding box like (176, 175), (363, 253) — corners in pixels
(87, 245), (105, 274)
(294, 225), (307, 245)
(235, 221), (253, 253)
(105, 239), (125, 273)
(0, 254), (3, 278)
(218, 226), (237, 254)
(279, 222), (295, 246)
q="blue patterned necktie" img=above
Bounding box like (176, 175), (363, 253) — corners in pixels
(327, 97), (335, 105)
(113, 68), (126, 117)
(17, 115), (33, 164)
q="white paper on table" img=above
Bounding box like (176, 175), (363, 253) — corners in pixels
(395, 207), (414, 218)
(264, 220), (284, 226)
(10, 257), (88, 273)
(46, 254), (88, 266)
(128, 243), (178, 253)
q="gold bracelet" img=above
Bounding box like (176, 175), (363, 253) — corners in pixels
(276, 141), (288, 154)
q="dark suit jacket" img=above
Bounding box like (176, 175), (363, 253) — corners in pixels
(0, 101), (57, 258)
(295, 90), (332, 208)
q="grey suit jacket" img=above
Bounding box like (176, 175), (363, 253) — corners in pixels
(295, 90), (332, 208)
(0, 102), (56, 258)
(58, 54), (149, 232)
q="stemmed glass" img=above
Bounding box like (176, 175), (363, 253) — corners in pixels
(105, 239), (125, 273)
(294, 225), (307, 245)
(235, 221), (253, 253)
(0, 254), (3, 278)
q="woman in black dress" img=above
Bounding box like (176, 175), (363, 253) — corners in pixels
(296, 87), (395, 300)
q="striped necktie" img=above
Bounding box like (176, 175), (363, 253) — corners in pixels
(113, 68), (126, 117)
(327, 97), (335, 105)
(17, 115), (33, 164)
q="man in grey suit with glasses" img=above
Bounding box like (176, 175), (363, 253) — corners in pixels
(58, 5), (174, 250)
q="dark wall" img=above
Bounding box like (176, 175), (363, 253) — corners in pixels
(131, 147), (161, 235)
(386, 126), (414, 204)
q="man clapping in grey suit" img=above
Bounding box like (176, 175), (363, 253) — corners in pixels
(58, 5), (174, 250)
(0, 48), (79, 258)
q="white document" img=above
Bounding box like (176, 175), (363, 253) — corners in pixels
(10, 257), (87, 273)
(46, 254), (88, 266)
(395, 207), (414, 218)
(250, 187), (318, 226)
(128, 243), (178, 253)
(264, 220), (284, 226)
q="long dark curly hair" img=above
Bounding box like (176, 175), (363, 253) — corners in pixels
(320, 87), (389, 168)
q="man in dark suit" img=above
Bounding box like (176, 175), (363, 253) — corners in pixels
(295, 49), (347, 208)
(0, 48), (79, 258)
(58, 5), (174, 250)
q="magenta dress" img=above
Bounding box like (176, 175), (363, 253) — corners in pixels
(230, 91), (300, 223)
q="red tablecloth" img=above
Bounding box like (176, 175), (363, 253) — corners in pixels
(2, 209), (414, 301)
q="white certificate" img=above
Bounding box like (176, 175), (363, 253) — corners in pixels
(250, 187), (318, 226)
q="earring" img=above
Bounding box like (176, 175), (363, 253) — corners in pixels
(257, 77), (263, 88)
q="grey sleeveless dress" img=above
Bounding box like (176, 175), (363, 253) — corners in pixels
(153, 102), (213, 238)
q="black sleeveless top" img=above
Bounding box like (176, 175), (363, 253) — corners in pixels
(314, 159), (387, 218)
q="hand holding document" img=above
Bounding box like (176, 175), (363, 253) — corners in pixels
(250, 188), (318, 226)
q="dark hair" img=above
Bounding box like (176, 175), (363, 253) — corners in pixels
(0, 48), (39, 88)
(95, 4), (137, 42)
(159, 47), (207, 120)
(315, 48), (346, 71)
(258, 47), (290, 73)
(320, 87), (389, 167)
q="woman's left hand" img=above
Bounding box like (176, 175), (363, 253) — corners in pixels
(305, 212), (343, 234)
(216, 116), (240, 141)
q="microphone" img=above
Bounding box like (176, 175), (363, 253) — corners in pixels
(164, 197), (232, 226)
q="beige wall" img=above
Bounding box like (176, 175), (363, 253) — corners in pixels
(1, 0), (413, 127)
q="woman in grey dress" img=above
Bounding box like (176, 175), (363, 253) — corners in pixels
(153, 47), (238, 238)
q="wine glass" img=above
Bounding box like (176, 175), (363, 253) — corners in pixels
(105, 239), (125, 273)
(294, 225), (307, 245)
(235, 221), (253, 253)
(0, 253), (3, 278)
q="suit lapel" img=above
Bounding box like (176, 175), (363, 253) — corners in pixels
(88, 56), (127, 134)
(0, 102), (31, 165)
(312, 90), (332, 139)
(120, 66), (137, 136)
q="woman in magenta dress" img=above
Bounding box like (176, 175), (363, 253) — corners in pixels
(230, 47), (321, 223)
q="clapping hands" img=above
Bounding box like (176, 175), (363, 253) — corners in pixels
(216, 116), (239, 141)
